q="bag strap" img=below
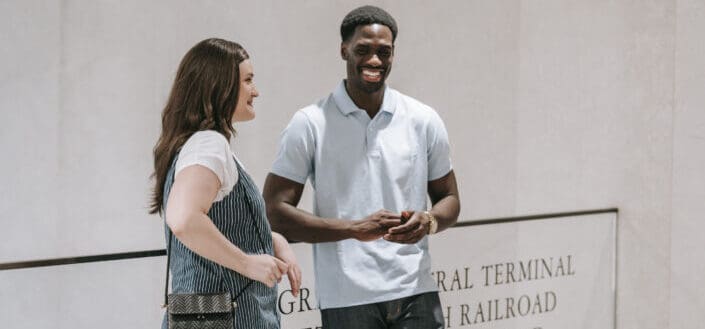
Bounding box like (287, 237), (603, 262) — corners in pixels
(163, 193), (269, 307)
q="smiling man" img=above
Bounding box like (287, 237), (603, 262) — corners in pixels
(263, 5), (460, 329)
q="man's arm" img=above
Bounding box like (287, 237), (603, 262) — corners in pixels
(385, 170), (460, 243)
(263, 173), (402, 243)
(426, 170), (461, 233)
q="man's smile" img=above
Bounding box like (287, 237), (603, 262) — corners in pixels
(361, 67), (384, 82)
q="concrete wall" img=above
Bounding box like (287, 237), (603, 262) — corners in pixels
(1, 1), (703, 328)
(672, 0), (705, 327)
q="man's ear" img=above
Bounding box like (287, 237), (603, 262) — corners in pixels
(340, 42), (348, 60)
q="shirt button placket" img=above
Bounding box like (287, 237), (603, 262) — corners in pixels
(367, 119), (380, 158)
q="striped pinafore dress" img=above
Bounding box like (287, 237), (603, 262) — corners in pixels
(161, 155), (280, 329)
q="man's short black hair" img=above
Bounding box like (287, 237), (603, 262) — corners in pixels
(340, 5), (398, 42)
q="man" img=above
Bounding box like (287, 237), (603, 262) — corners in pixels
(263, 5), (460, 329)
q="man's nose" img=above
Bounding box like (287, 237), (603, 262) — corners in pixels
(367, 54), (382, 66)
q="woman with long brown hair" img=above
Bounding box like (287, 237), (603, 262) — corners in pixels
(151, 38), (301, 328)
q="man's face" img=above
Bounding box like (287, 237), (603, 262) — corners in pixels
(341, 23), (394, 94)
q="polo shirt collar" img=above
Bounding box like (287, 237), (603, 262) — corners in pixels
(333, 80), (397, 116)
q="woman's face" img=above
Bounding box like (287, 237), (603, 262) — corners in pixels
(232, 59), (259, 122)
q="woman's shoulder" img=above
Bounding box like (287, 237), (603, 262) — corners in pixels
(179, 130), (236, 162)
(185, 130), (230, 150)
(176, 130), (239, 201)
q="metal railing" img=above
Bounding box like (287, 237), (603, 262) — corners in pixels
(0, 208), (618, 271)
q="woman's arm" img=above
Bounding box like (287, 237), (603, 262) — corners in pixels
(271, 232), (302, 296)
(165, 164), (288, 287)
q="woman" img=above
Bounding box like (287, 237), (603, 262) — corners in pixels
(150, 38), (301, 328)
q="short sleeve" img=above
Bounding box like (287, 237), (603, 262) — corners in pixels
(426, 110), (452, 181)
(175, 130), (239, 201)
(270, 111), (315, 184)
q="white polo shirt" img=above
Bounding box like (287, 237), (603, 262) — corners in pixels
(271, 81), (452, 309)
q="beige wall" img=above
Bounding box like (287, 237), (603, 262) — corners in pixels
(1, 1), (703, 328)
(672, 0), (705, 327)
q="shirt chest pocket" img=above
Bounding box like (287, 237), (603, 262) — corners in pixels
(378, 142), (419, 189)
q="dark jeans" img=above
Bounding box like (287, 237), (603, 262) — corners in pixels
(321, 292), (444, 329)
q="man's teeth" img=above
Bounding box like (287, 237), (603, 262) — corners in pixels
(363, 69), (381, 77)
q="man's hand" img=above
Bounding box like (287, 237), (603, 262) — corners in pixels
(384, 210), (429, 244)
(350, 209), (402, 241)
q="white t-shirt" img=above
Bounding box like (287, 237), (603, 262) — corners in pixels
(175, 130), (239, 202)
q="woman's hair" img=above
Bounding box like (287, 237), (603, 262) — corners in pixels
(149, 38), (249, 215)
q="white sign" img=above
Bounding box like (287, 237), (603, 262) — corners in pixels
(278, 212), (616, 329)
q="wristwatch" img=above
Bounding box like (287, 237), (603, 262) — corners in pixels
(424, 211), (438, 235)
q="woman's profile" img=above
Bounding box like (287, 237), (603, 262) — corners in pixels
(150, 38), (301, 329)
